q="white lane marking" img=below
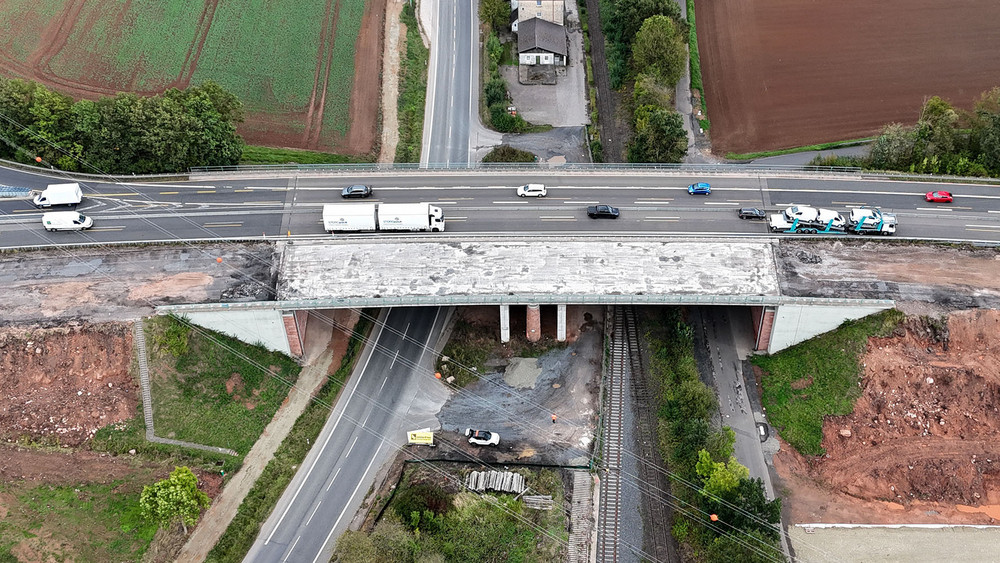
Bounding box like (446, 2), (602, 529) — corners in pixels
(390, 350), (399, 370)
(645, 217), (679, 220)
(831, 201), (868, 205)
(634, 200), (668, 204)
(325, 467), (341, 492)
(704, 202), (741, 205)
(965, 224), (1000, 229)
(313, 442), (385, 563)
(345, 436), (359, 458)
(263, 312), (387, 545)
(434, 201), (458, 204)
(305, 502), (323, 526)
(380, 376), (388, 392)
(916, 207), (951, 211)
(564, 200), (599, 204)
(283, 536), (301, 562)
(540, 216), (576, 219)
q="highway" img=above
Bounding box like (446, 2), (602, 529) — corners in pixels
(246, 307), (448, 563)
(3, 171), (1000, 247)
(421, 0), (475, 166)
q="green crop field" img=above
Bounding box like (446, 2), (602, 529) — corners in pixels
(0, 0), (371, 152)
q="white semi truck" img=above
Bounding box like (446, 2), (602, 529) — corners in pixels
(33, 183), (83, 208)
(768, 205), (895, 235)
(322, 203), (446, 233)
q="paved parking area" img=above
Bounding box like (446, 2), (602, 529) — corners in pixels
(501, 0), (589, 127)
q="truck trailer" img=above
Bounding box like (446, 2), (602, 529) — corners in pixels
(768, 205), (895, 235)
(322, 203), (445, 233)
(33, 183), (83, 208)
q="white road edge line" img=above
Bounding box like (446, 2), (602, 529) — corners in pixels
(263, 312), (388, 545)
(313, 442), (385, 563)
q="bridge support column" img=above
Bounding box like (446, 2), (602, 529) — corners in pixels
(500, 304), (510, 343)
(557, 304), (566, 341)
(526, 304), (541, 342)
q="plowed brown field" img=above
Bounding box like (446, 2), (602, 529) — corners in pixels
(696, 0), (1000, 155)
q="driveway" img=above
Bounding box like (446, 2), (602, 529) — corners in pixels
(501, 0), (589, 127)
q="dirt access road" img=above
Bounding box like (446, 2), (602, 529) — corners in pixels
(696, 0), (1000, 154)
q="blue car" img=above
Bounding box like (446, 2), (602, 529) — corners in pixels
(688, 182), (711, 195)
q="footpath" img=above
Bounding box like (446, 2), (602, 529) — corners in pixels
(176, 317), (342, 563)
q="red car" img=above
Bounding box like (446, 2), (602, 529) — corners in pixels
(925, 190), (953, 203)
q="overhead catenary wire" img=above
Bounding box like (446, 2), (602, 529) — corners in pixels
(0, 110), (833, 561)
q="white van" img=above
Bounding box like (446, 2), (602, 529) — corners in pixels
(33, 183), (83, 208)
(42, 211), (93, 231)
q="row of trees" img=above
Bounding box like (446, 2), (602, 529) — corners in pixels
(865, 88), (1000, 177)
(0, 78), (244, 174)
(649, 309), (784, 562)
(601, 0), (689, 162)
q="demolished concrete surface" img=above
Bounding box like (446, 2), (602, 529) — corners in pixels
(0, 243), (277, 324)
(776, 241), (1000, 311)
(278, 238), (781, 301)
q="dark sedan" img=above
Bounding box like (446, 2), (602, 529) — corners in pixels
(738, 207), (766, 220)
(341, 185), (373, 198)
(587, 204), (620, 219)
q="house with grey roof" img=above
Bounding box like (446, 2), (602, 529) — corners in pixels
(517, 17), (567, 66)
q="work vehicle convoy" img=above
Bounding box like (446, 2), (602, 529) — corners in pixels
(322, 203), (445, 233)
(33, 183), (82, 208)
(768, 205), (896, 235)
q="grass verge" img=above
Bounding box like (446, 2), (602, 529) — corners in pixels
(240, 145), (369, 165)
(0, 477), (160, 562)
(204, 312), (375, 563)
(725, 138), (874, 161)
(686, 0), (703, 95)
(753, 309), (905, 455)
(396, 4), (429, 163)
(146, 316), (301, 456)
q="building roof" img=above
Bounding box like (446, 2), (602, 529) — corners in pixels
(517, 17), (567, 56)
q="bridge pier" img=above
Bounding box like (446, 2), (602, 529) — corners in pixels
(526, 304), (541, 342)
(557, 304), (566, 341)
(500, 304), (510, 343)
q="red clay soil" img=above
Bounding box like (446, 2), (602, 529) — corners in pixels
(0, 323), (138, 447)
(696, 0), (1000, 155)
(775, 310), (1000, 525)
(0, 0), (384, 155)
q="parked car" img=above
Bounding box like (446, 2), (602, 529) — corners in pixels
(738, 207), (766, 220)
(757, 422), (770, 443)
(516, 183), (547, 197)
(688, 182), (712, 195)
(341, 185), (373, 199)
(925, 190), (952, 203)
(587, 204), (620, 219)
(465, 428), (500, 446)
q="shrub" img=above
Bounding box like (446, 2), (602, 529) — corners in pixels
(482, 145), (536, 162)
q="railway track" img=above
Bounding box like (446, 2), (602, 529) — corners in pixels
(597, 307), (628, 562)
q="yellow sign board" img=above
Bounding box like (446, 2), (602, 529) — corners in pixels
(407, 429), (435, 446)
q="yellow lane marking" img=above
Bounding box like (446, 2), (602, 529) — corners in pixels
(159, 191), (179, 195)
(197, 190), (217, 194)
(204, 223), (242, 228)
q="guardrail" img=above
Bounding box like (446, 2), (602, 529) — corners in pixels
(190, 162), (863, 174)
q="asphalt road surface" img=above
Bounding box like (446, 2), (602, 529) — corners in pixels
(422, 0), (474, 166)
(2, 170), (1000, 247)
(246, 307), (449, 563)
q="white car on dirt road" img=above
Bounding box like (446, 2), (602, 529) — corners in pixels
(465, 428), (500, 446)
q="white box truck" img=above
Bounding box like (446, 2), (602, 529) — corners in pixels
(322, 203), (445, 233)
(377, 203), (445, 232)
(33, 183), (83, 208)
(42, 211), (93, 231)
(322, 203), (378, 232)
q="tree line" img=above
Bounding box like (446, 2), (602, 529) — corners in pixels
(0, 78), (244, 174)
(601, 0), (689, 162)
(648, 309), (785, 562)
